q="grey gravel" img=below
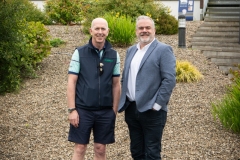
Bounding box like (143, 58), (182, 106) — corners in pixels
(0, 21), (240, 160)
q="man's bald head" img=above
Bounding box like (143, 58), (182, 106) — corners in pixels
(91, 18), (108, 29)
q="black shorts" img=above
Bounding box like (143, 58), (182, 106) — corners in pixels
(68, 108), (116, 144)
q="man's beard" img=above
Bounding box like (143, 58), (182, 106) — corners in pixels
(139, 36), (151, 43)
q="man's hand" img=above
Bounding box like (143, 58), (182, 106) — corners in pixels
(68, 110), (79, 128)
(113, 108), (117, 115)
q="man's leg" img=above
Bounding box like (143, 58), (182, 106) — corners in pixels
(125, 102), (145, 160)
(94, 143), (106, 160)
(68, 108), (94, 160)
(140, 109), (167, 160)
(72, 143), (87, 160)
(93, 109), (116, 160)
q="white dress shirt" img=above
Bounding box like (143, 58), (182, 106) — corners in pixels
(126, 39), (154, 101)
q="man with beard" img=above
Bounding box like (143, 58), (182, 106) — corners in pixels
(118, 15), (176, 160)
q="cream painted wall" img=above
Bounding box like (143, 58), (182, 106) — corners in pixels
(156, 1), (202, 20)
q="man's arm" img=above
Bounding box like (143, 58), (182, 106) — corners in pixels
(156, 45), (176, 107)
(112, 77), (121, 114)
(67, 74), (79, 127)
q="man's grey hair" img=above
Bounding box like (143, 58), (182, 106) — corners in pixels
(136, 15), (155, 28)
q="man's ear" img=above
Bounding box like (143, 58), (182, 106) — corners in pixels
(89, 28), (92, 35)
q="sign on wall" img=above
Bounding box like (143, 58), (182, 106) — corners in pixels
(178, 0), (194, 21)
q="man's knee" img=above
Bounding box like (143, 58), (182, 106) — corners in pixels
(74, 143), (87, 155)
(94, 143), (106, 156)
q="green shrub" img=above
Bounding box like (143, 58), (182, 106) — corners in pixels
(155, 12), (178, 35)
(104, 13), (135, 47)
(81, 0), (178, 35)
(176, 60), (203, 82)
(50, 38), (66, 47)
(22, 21), (51, 67)
(45, 0), (84, 25)
(211, 77), (240, 134)
(0, 0), (29, 94)
(0, 0), (51, 94)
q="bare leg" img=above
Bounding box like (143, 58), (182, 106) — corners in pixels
(72, 143), (87, 160)
(94, 143), (106, 160)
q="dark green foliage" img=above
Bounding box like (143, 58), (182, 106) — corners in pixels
(45, 0), (84, 25)
(0, 0), (27, 93)
(50, 38), (66, 47)
(0, 0), (51, 94)
(81, 0), (178, 35)
(155, 13), (178, 35)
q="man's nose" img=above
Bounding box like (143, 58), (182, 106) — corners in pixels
(142, 27), (148, 32)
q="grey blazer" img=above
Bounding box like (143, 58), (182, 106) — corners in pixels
(118, 39), (176, 113)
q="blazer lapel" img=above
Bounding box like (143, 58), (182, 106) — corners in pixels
(139, 39), (157, 70)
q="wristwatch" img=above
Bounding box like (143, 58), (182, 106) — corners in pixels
(68, 108), (76, 113)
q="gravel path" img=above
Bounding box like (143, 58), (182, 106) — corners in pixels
(0, 21), (240, 160)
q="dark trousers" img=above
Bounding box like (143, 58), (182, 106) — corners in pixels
(125, 101), (167, 160)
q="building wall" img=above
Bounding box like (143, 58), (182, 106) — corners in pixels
(31, 0), (202, 21)
(156, 1), (202, 20)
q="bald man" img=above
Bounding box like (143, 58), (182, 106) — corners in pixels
(67, 18), (121, 160)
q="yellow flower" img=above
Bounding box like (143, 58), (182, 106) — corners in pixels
(116, 12), (120, 18)
(167, 7), (171, 13)
(146, 13), (152, 18)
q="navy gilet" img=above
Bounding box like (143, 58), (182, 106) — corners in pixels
(75, 38), (117, 110)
